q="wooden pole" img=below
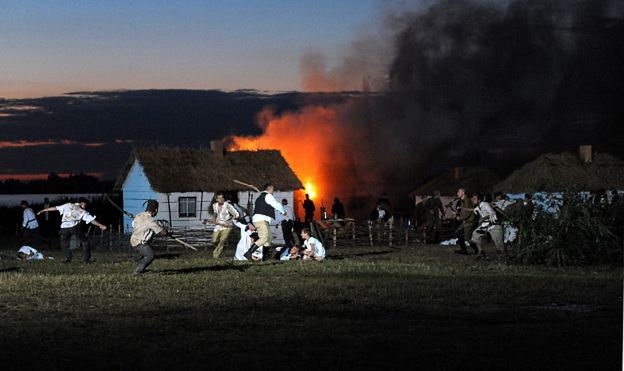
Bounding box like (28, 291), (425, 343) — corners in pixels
(389, 217), (393, 248)
(352, 220), (356, 247)
(333, 223), (337, 249)
(368, 220), (373, 248)
(166, 193), (172, 228)
(405, 228), (409, 247)
(199, 191), (204, 220)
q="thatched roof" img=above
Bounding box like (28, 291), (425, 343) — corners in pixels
(114, 147), (304, 192)
(411, 167), (500, 196)
(496, 152), (624, 193)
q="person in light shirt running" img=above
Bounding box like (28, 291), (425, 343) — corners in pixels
(244, 182), (286, 261)
(37, 197), (107, 263)
(130, 200), (170, 275)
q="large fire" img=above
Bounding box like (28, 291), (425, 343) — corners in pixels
(228, 106), (344, 217)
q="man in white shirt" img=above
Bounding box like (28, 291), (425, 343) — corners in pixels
(210, 192), (240, 258)
(275, 198), (296, 248)
(20, 200), (42, 246)
(493, 192), (518, 247)
(244, 182), (286, 261)
(469, 194), (504, 260)
(38, 197), (107, 263)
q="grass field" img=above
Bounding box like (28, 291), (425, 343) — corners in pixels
(0, 240), (622, 370)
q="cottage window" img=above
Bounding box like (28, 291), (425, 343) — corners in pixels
(179, 197), (197, 218)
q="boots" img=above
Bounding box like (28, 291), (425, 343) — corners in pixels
(468, 241), (479, 255)
(244, 244), (260, 261)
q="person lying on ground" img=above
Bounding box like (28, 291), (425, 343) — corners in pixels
(17, 245), (54, 261)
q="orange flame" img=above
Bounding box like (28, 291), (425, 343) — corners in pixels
(229, 106), (347, 216)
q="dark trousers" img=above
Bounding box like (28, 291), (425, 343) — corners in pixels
(426, 214), (441, 242)
(22, 227), (49, 248)
(281, 220), (295, 248)
(60, 225), (91, 262)
(304, 212), (314, 224)
(456, 222), (475, 252)
(135, 244), (155, 273)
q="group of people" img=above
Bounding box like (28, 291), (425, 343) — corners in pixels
(129, 182), (325, 275)
(448, 188), (524, 260)
(208, 183), (326, 265)
(18, 198), (107, 262)
(15, 183), (327, 275)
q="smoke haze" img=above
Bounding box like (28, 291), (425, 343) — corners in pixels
(241, 0), (623, 214)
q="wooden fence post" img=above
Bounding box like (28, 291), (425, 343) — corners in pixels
(389, 217), (393, 248)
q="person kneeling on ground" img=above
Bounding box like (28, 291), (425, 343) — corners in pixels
(300, 227), (325, 261)
(130, 200), (170, 275)
(17, 245), (54, 260)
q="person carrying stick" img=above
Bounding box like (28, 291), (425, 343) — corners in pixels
(130, 199), (170, 275)
(244, 182), (286, 261)
(37, 197), (107, 263)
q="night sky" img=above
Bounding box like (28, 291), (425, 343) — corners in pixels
(1, 0), (377, 98)
(1, 0), (622, 193)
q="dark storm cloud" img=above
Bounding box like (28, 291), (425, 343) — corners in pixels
(0, 90), (354, 179)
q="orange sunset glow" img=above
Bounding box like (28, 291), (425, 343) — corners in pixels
(0, 172), (104, 181)
(0, 140), (106, 148)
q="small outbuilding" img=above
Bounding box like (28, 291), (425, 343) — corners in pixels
(114, 147), (304, 234)
(495, 146), (624, 195)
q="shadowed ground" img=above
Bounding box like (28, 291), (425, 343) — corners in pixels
(0, 243), (621, 370)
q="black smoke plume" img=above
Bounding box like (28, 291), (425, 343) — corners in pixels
(308, 0), (623, 210)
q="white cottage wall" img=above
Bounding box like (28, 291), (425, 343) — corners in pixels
(157, 191), (214, 230)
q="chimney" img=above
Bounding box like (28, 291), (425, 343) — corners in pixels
(452, 167), (462, 180)
(579, 145), (592, 163)
(210, 140), (225, 156)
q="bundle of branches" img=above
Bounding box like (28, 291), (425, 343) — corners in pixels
(507, 192), (622, 267)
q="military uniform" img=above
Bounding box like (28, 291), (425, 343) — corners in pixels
(424, 196), (444, 242)
(131, 211), (163, 274)
(456, 197), (477, 253)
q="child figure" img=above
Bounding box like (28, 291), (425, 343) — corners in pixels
(300, 227), (326, 261)
(233, 220), (262, 261)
